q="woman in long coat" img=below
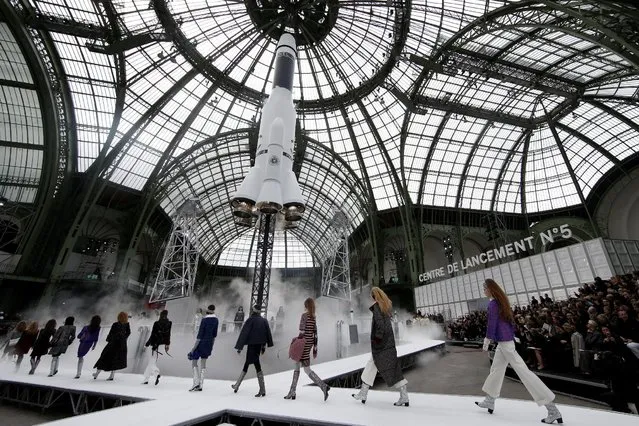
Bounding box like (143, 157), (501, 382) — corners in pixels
(48, 316), (76, 377)
(93, 312), (131, 381)
(75, 315), (101, 378)
(231, 304), (273, 397)
(14, 321), (38, 372)
(29, 319), (56, 375)
(283, 298), (330, 401)
(475, 279), (562, 424)
(352, 287), (409, 406)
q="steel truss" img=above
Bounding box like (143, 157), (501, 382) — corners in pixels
(250, 213), (276, 315)
(321, 210), (352, 301)
(0, 381), (142, 416)
(149, 198), (202, 303)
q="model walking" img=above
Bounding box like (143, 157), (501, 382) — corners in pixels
(1, 321), (26, 361)
(142, 309), (172, 385)
(93, 312), (131, 381)
(48, 316), (76, 377)
(187, 304), (218, 392)
(14, 321), (38, 372)
(29, 319), (56, 375)
(232, 304), (273, 397)
(475, 279), (563, 424)
(75, 315), (101, 378)
(352, 287), (409, 407)
(284, 298), (330, 401)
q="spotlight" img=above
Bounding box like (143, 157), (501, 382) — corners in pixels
(0, 196), (6, 207)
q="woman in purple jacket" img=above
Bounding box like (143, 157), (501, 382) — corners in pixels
(475, 279), (563, 424)
(75, 315), (101, 378)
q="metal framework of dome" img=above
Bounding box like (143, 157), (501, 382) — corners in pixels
(0, 0), (638, 270)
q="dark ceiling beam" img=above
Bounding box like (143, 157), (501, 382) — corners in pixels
(454, 123), (491, 209)
(519, 130), (532, 224)
(442, 47), (582, 97)
(0, 78), (35, 89)
(545, 107), (598, 235)
(413, 94), (535, 128)
(85, 32), (169, 54)
(417, 112), (451, 205)
(554, 122), (626, 172)
(489, 129), (530, 212)
(0, 176), (39, 188)
(23, 13), (109, 39)
(588, 99), (639, 134)
(0, 139), (44, 150)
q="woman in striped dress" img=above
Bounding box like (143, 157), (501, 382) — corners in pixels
(284, 298), (330, 401)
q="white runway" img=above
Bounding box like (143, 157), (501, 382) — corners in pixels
(0, 340), (634, 426)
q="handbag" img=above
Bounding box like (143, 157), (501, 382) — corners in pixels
(288, 336), (305, 362)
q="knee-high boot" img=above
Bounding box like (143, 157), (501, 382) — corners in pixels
(48, 357), (59, 377)
(199, 368), (206, 390)
(75, 358), (83, 379)
(189, 365), (201, 392)
(307, 369), (330, 401)
(255, 371), (266, 397)
(284, 370), (300, 400)
(231, 370), (246, 393)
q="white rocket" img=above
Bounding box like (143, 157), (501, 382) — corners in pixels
(231, 33), (305, 225)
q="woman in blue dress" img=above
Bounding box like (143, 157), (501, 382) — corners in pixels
(75, 315), (101, 378)
(188, 304), (218, 392)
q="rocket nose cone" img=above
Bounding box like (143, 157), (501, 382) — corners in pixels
(278, 33), (297, 51)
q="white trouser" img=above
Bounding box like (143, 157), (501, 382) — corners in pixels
(361, 357), (407, 388)
(482, 341), (554, 406)
(627, 342), (639, 359)
(143, 353), (160, 381)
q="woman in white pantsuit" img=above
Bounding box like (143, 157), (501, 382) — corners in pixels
(475, 279), (563, 424)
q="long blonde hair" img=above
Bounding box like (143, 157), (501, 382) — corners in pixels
(371, 287), (392, 316)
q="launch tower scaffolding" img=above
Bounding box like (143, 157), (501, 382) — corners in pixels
(149, 199), (202, 303)
(321, 209), (352, 301)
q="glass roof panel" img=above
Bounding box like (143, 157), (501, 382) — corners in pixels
(0, 23), (32, 83)
(8, 0), (638, 251)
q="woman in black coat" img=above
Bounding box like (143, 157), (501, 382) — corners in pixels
(29, 319), (56, 375)
(231, 305), (273, 397)
(352, 287), (408, 406)
(93, 312), (131, 381)
(142, 310), (171, 385)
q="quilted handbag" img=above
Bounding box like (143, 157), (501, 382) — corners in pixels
(288, 336), (305, 362)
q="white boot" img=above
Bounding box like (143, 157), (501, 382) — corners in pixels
(107, 371), (115, 381)
(475, 395), (495, 414)
(75, 358), (83, 379)
(199, 368), (206, 390)
(189, 366), (201, 391)
(393, 384), (409, 407)
(48, 358), (57, 377)
(541, 402), (563, 424)
(352, 383), (370, 404)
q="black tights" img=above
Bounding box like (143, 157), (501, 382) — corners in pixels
(243, 360), (261, 373)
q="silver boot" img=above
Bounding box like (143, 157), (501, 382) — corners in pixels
(541, 402), (563, 424)
(308, 369), (330, 401)
(352, 383), (370, 404)
(255, 371), (266, 397)
(75, 358), (83, 379)
(475, 395), (495, 414)
(393, 384), (409, 407)
(284, 370), (300, 400)
(231, 370), (246, 393)
(199, 368), (206, 390)
(189, 366), (201, 391)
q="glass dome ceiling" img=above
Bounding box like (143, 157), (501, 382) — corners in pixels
(2, 0), (638, 265)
